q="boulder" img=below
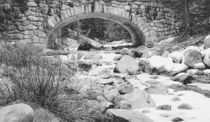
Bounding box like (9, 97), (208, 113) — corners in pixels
(114, 55), (139, 75)
(100, 101), (114, 112)
(171, 73), (193, 85)
(0, 103), (34, 122)
(169, 51), (182, 63)
(203, 48), (210, 67)
(106, 109), (154, 122)
(133, 46), (150, 58)
(194, 63), (206, 69)
(118, 84), (134, 95)
(117, 100), (132, 109)
(148, 56), (173, 69)
(204, 69), (210, 75)
(182, 47), (203, 68)
(115, 88), (155, 109)
(104, 88), (120, 102)
(204, 35), (210, 49)
(147, 56), (187, 75)
(164, 63), (188, 75)
(187, 69), (204, 75)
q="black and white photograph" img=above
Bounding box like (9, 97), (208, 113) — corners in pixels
(0, 0), (210, 122)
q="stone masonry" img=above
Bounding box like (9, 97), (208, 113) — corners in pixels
(0, 0), (182, 48)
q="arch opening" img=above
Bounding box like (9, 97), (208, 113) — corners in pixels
(47, 13), (146, 49)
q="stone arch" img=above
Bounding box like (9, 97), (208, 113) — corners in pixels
(47, 2), (149, 48)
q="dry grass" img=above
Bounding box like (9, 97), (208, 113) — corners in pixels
(0, 44), (113, 122)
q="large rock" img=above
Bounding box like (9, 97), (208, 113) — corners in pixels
(133, 46), (151, 58)
(164, 63), (188, 75)
(104, 88), (120, 102)
(114, 55), (139, 75)
(106, 109), (154, 122)
(204, 35), (210, 49)
(194, 63), (206, 69)
(118, 84), (134, 95)
(115, 88), (155, 109)
(171, 73), (193, 85)
(169, 51), (182, 63)
(0, 103), (34, 122)
(181, 47), (203, 68)
(146, 56), (187, 75)
(203, 48), (210, 67)
(148, 56), (173, 69)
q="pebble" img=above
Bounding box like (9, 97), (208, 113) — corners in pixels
(171, 97), (181, 102)
(156, 105), (172, 111)
(178, 103), (192, 110)
(172, 117), (184, 122)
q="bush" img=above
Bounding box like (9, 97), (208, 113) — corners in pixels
(0, 44), (113, 122)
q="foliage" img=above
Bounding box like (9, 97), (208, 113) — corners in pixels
(60, 18), (131, 43)
(161, 0), (210, 41)
(0, 44), (113, 122)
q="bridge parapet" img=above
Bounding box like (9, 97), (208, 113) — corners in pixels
(0, 0), (180, 47)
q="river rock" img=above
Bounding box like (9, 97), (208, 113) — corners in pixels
(104, 88), (120, 102)
(115, 88), (155, 109)
(114, 55), (139, 75)
(118, 84), (134, 95)
(148, 55), (173, 69)
(164, 63), (188, 75)
(147, 56), (186, 75)
(204, 35), (210, 49)
(169, 51), (182, 63)
(182, 47), (203, 68)
(194, 63), (206, 69)
(172, 117), (184, 122)
(187, 69), (204, 75)
(203, 48), (210, 67)
(156, 105), (172, 111)
(106, 109), (154, 122)
(117, 100), (132, 109)
(133, 46), (150, 58)
(178, 103), (192, 110)
(0, 103), (34, 122)
(171, 73), (193, 85)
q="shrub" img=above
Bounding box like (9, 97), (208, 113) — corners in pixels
(0, 44), (113, 122)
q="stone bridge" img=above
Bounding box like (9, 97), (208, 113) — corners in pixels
(0, 0), (181, 48)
